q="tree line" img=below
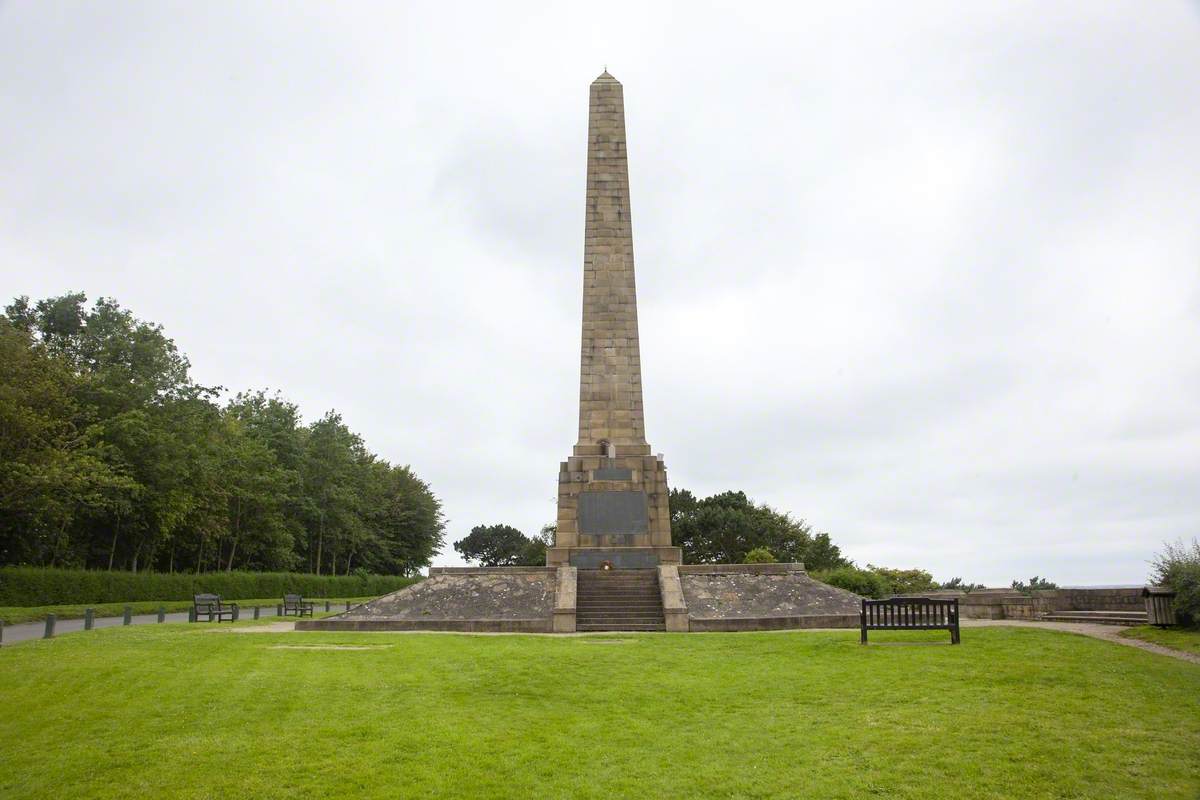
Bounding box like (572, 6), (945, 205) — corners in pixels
(0, 293), (445, 576)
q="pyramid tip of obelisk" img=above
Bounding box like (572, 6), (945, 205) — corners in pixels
(593, 69), (620, 84)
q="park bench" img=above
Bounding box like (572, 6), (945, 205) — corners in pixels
(193, 593), (238, 623)
(861, 597), (959, 644)
(283, 594), (315, 617)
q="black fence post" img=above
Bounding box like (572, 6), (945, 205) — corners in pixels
(188, 606), (196, 623)
(277, 603), (283, 617)
(84, 608), (94, 631)
(44, 614), (56, 639)
(325, 600), (331, 612)
(253, 606), (260, 620)
(345, 601), (351, 612)
(123, 606), (132, 626)
(157, 607), (166, 623)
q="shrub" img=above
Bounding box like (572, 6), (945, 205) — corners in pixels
(1152, 538), (1200, 626)
(0, 567), (418, 607)
(1011, 576), (1058, 594)
(811, 565), (891, 598)
(743, 547), (777, 564)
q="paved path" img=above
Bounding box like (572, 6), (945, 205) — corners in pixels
(962, 618), (1200, 665)
(0, 608), (299, 646)
(5, 615), (1197, 666)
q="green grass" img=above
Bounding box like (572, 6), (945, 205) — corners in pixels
(0, 597), (377, 625)
(1120, 625), (1200, 656)
(2, 626), (1198, 799)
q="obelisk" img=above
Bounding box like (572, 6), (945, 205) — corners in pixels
(546, 72), (681, 569)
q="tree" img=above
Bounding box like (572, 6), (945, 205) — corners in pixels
(744, 547), (776, 564)
(454, 524), (544, 567)
(1, 293), (447, 576)
(669, 488), (849, 569)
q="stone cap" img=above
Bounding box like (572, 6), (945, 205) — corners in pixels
(593, 70), (620, 84)
(678, 563), (806, 575)
(429, 567), (557, 575)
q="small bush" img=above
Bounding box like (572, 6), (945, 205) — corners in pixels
(811, 565), (891, 598)
(744, 547), (777, 564)
(0, 567), (418, 607)
(1011, 576), (1058, 594)
(1152, 538), (1200, 626)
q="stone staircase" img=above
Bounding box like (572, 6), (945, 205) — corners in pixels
(1040, 609), (1148, 626)
(576, 569), (665, 632)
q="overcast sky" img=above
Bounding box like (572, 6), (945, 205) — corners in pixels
(3, 2), (1198, 585)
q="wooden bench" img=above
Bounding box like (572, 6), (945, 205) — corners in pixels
(193, 593), (238, 623)
(283, 594), (314, 617)
(861, 597), (959, 644)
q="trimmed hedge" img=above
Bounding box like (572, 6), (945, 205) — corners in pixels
(0, 567), (419, 607)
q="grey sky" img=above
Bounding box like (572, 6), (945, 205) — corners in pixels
(3, 2), (1198, 585)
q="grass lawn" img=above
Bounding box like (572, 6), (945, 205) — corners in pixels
(2, 625), (1198, 800)
(1120, 625), (1200, 656)
(0, 597), (377, 625)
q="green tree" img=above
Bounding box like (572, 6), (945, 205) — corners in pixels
(744, 547), (776, 564)
(2, 293), (448, 577)
(669, 489), (849, 569)
(454, 524), (544, 567)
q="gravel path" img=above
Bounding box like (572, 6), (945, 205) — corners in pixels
(962, 618), (1200, 665)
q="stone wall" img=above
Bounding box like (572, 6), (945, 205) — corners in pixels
(905, 586), (1148, 620)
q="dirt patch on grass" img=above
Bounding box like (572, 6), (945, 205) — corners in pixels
(267, 644), (391, 651)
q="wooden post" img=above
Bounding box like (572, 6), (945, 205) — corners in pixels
(157, 607), (166, 623)
(325, 600), (331, 612)
(0, 619), (5, 646)
(188, 606), (196, 623)
(253, 606), (260, 620)
(84, 608), (94, 630)
(123, 606), (132, 625)
(277, 603), (283, 617)
(44, 614), (56, 639)
(345, 601), (351, 612)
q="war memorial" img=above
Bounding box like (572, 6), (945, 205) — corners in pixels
(300, 73), (865, 634)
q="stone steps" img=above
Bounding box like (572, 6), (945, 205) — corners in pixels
(1041, 611), (1148, 626)
(575, 569), (665, 632)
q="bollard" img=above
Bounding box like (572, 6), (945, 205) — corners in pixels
(345, 601), (351, 612)
(0, 619), (5, 646)
(277, 603), (283, 617)
(253, 606), (260, 620)
(325, 600), (331, 612)
(123, 606), (132, 625)
(157, 607), (166, 623)
(85, 608), (94, 630)
(44, 614), (56, 639)
(232, 605), (239, 622)
(188, 606), (196, 623)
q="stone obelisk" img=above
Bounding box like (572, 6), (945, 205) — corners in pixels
(546, 72), (681, 569)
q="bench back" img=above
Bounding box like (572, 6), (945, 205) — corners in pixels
(284, 594), (303, 603)
(862, 597), (958, 629)
(194, 593), (222, 609)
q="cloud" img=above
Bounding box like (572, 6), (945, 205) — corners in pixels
(2, 1), (1198, 585)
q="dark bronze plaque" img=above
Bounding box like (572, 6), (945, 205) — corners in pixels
(578, 491), (648, 535)
(593, 467), (633, 481)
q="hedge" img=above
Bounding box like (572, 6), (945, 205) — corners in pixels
(0, 567), (419, 607)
